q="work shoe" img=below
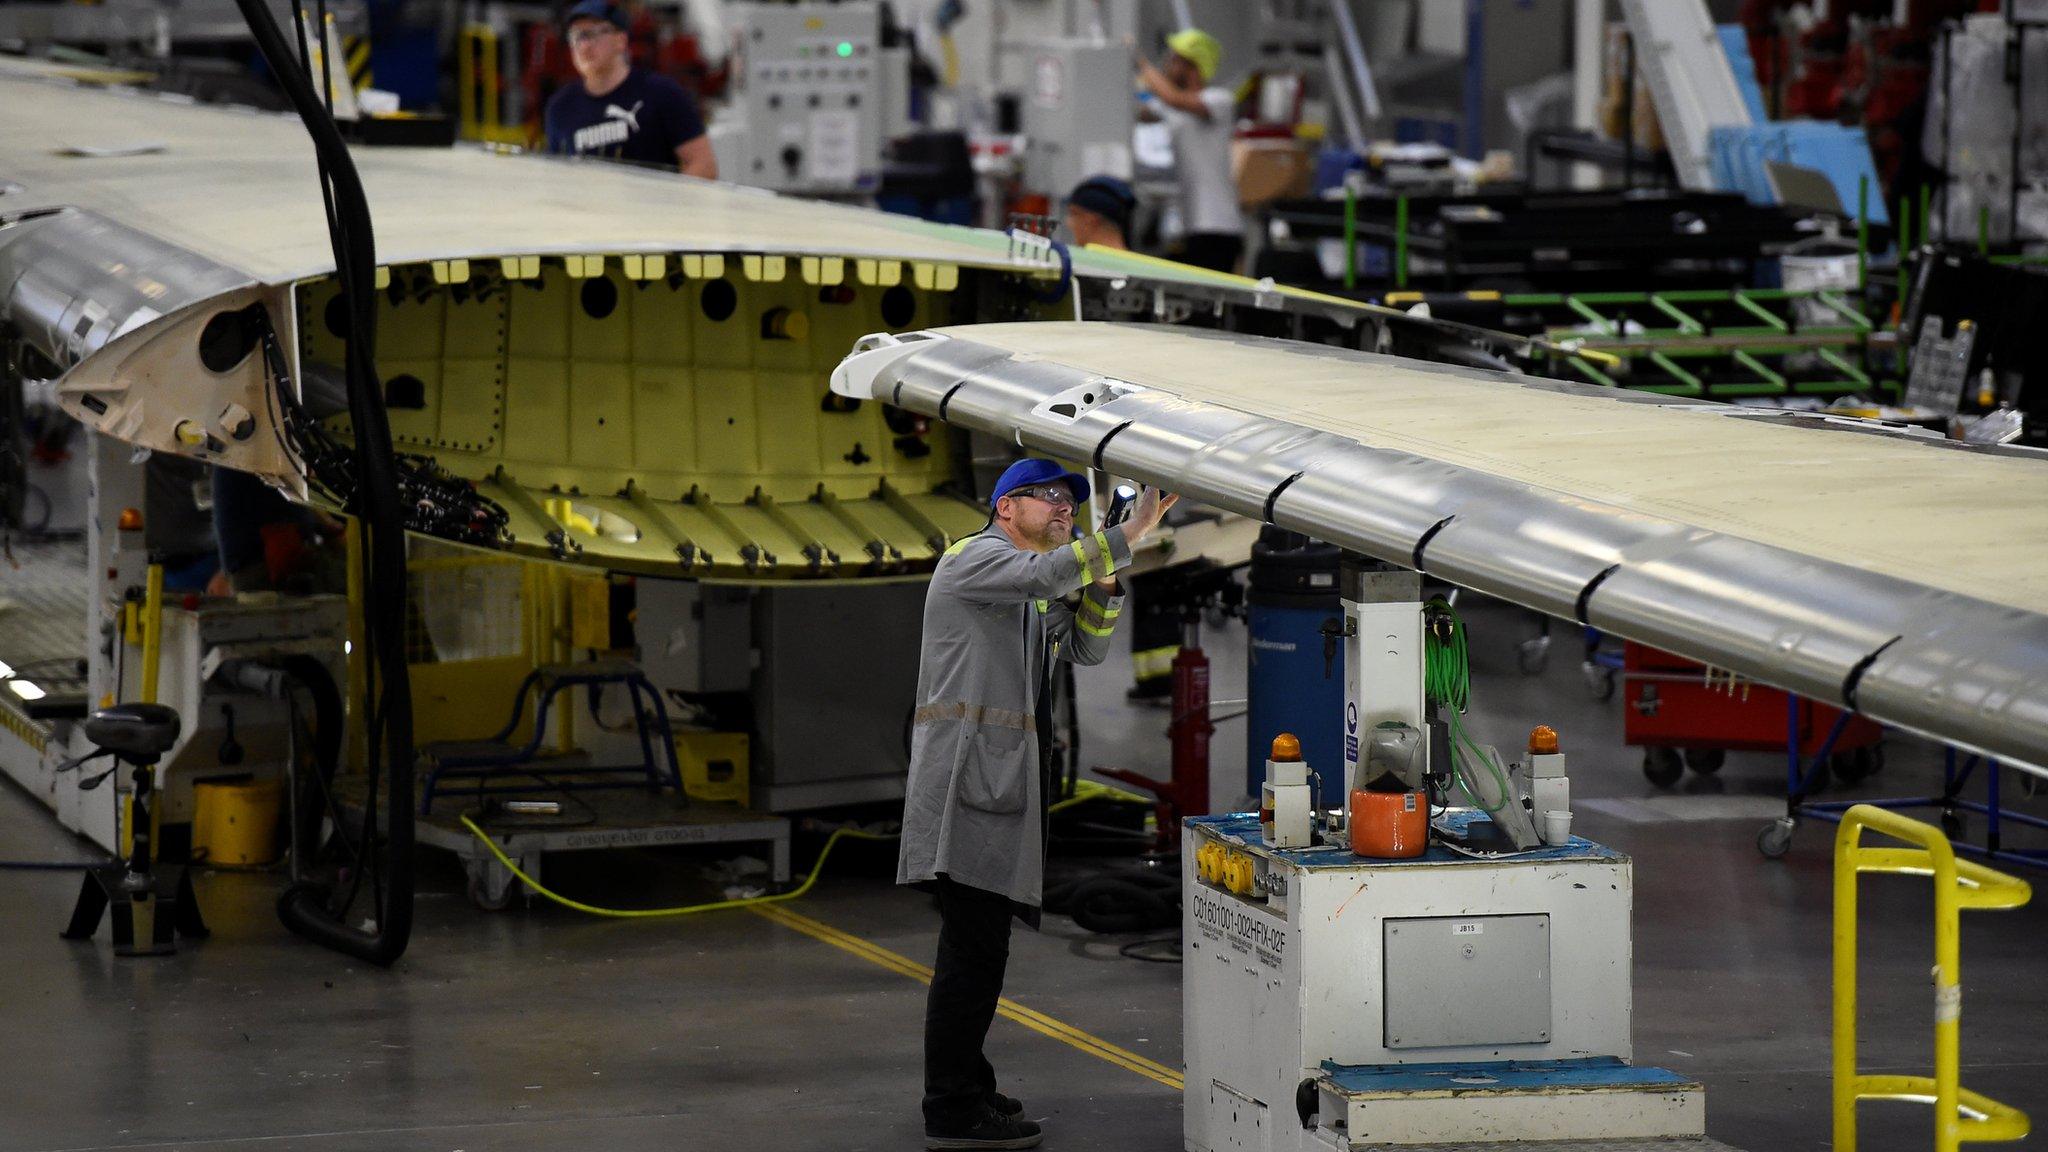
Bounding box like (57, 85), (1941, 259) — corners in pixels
(989, 1091), (1023, 1116)
(925, 1106), (1042, 1150)
(1125, 679), (1172, 707)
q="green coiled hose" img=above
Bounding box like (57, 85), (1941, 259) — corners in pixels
(1423, 599), (1512, 812)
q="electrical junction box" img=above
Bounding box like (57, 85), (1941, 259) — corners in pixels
(735, 1), (884, 194)
(1183, 810), (1703, 1150)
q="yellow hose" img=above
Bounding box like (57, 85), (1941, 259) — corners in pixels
(459, 815), (897, 918)
(461, 780), (1151, 918)
(1047, 778), (1151, 816)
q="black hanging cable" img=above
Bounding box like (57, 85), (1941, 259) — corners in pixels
(284, 0), (384, 936)
(236, 0), (414, 966)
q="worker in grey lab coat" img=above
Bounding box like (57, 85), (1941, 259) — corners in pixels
(901, 457), (1175, 1150)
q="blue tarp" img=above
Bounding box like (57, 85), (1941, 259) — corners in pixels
(1718, 25), (1772, 124)
(1708, 24), (1888, 226)
(1708, 121), (1890, 226)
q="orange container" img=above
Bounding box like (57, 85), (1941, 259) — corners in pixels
(1349, 789), (1427, 858)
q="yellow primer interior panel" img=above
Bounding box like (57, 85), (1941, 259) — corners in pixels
(302, 265), (977, 577)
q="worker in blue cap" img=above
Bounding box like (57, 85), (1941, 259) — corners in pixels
(1063, 174), (1137, 250)
(900, 458), (1174, 1149)
(545, 0), (718, 178)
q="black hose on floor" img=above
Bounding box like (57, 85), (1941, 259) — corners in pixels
(1044, 864), (1181, 936)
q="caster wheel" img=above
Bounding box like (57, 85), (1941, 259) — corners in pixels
(1643, 747), (1684, 788)
(467, 865), (519, 912)
(1518, 640), (1551, 676)
(1940, 810), (1967, 839)
(1584, 664), (1617, 702)
(1757, 818), (1795, 859)
(1684, 748), (1726, 775)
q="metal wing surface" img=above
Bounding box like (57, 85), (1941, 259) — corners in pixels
(833, 321), (2048, 771)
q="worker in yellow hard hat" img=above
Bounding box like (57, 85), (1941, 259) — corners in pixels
(1135, 28), (1244, 273)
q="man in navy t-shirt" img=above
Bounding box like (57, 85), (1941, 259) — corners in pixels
(544, 0), (717, 178)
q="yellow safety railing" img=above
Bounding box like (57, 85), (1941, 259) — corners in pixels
(1834, 804), (2032, 1152)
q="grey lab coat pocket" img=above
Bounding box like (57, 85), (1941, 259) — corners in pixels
(956, 727), (1028, 814)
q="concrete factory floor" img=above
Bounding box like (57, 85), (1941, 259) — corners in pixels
(2, 597), (2044, 1152)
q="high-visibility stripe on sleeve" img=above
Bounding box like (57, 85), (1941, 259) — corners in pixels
(1070, 530), (1112, 585)
(1068, 539), (1096, 584)
(1076, 596), (1120, 637)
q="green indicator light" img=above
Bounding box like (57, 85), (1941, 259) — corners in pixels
(837, 41), (853, 57)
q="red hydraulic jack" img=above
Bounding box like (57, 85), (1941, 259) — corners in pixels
(1100, 617), (1214, 853)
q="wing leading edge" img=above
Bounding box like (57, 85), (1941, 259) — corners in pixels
(833, 322), (2048, 774)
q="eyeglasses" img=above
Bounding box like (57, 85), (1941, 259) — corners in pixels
(1008, 484), (1077, 510)
(567, 26), (619, 45)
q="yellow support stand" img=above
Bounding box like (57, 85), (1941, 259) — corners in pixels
(139, 563), (164, 706)
(1834, 804), (2032, 1152)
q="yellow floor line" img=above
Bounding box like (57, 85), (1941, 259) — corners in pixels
(751, 904), (1185, 1091)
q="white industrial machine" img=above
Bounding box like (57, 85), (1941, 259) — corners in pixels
(731, 0), (887, 194)
(0, 435), (350, 857)
(1184, 556), (1700, 1150)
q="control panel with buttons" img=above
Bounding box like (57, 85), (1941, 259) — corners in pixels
(737, 1), (883, 194)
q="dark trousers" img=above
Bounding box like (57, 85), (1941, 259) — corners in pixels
(1180, 232), (1244, 274)
(923, 875), (1015, 1126)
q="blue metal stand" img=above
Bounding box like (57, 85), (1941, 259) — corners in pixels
(1763, 695), (2048, 871)
(419, 663), (684, 813)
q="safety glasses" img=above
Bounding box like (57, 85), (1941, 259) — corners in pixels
(1008, 484), (1077, 510)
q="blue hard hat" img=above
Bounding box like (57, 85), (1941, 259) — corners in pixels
(989, 458), (1090, 509)
(563, 0), (628, 30)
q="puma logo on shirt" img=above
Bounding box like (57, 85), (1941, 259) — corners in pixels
(545, 69), (706, 166)
(571, 99), (645, 152)
(605, 101), (642, 131)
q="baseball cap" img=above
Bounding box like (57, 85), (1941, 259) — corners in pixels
(1067, 175), (1137, 232)
(989, 458), (1091, 509)
(1167, 28), (1222, 82)
(563, 0), (628, 31)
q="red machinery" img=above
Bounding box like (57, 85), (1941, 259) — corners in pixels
(1623, 641), (1883, 788)
(1096, 561), (1242, 852)
(1737, 0), (1996, 187)
(1099, 626), (1213, 852)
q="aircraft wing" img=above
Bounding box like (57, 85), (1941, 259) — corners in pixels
(0, 67), (1576, 579)
(833, 321), (2048, 772)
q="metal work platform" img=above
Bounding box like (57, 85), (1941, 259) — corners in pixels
(337, 776), (790, 911)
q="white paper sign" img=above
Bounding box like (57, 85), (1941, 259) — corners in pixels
(808, 111), (859, 184)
